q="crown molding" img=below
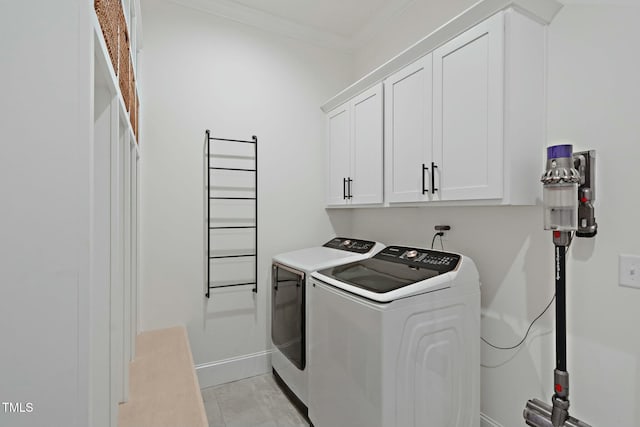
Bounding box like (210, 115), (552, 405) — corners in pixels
(164, 0), (563, 56)
(167, 0), (353, 51)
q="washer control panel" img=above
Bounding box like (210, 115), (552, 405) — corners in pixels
(374, 246), (461, 273)
(323, 237), (377, 254)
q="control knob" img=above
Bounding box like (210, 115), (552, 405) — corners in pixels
(405, 250), (419, 259)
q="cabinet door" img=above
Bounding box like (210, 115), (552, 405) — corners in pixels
(326, 104), (351, 205)
(433, 12), (504, 201)
(351, 83), (383, 205)
(384, 55), (433, 203)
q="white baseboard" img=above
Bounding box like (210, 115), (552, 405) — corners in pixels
(195, 350), (272, 389)
(481, 412), (504, 427)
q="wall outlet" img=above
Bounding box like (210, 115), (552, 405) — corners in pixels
(434, 225), (451, 245)
(619, 254), (640, 289)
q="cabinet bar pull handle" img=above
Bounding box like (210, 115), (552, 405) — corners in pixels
(431, 162), (438, 194)
(343, 177), (347, 200)
(422, 164), (429, 194)
(347, 177), (353, 199)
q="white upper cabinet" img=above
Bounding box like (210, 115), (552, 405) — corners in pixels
(384, 55), (432, 203)
(432, 12), (504, 202)
(325, 3), (555, 207)
(327, 104), (351, 205)
(383, 14), (505, 205)
(351, 85), (384, 205)
(326, 83), (383, 206)
(383, 9), (545, 205)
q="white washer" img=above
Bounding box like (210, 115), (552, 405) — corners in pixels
(271, 237), (384, 415)
(309, 245), (480, 427)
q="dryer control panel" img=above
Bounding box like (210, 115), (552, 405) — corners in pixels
(323, 237), (377, 254)
(374, 246), (461, 273)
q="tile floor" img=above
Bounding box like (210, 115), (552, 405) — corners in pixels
(201, 374), (309, 427)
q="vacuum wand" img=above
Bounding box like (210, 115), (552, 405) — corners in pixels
(555, 244), (567, 373)
(552, 239), (569, 426)
(523, 144), (595, 427)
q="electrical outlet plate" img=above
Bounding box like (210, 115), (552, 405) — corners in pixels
(619, 254), (640, 289)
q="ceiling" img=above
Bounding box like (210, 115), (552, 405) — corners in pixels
(171, 0), (417, 49)
(226, 0), (414, 39)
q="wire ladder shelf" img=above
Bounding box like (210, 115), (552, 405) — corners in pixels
(205, 129), (258, 298)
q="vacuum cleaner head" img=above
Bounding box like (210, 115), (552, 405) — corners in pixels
(524, 399), (592, 427)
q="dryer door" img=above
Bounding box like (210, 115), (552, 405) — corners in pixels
(271, 263), (306, 369)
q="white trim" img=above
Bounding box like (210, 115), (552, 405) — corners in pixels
(161, 0), (561, 62)
(320, 0), (562, 112)
(195, 350), (273, 389)
(481, 412), (505, 427)
(134, 0), (144, 50)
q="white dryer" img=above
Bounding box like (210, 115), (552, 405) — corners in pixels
(271, 237), (384, 417)
(309, 245), (480, 427)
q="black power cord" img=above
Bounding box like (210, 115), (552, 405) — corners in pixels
(481, 293), (556, 350)
(431, 232), (444, 250)
(483, 236), (574, 351)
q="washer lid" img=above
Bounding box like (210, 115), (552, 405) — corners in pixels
(317, 258), (437, 294)
(315, 246), (461, 295)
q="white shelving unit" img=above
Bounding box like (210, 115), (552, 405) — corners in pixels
(92, 3), (142, 426)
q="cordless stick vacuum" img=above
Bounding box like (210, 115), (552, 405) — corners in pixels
(523, 145), (597, 427)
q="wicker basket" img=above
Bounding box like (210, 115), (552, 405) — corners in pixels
(96, 0), (139, 127)
(95, 0), (118, 73)
(118, 6), (131, 112)
(128, 55), (134, 115)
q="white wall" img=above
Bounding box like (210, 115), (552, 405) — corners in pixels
(139, 0), (353, 386)
(0, 2), (92, 427)
(348, 2), (640, 426)
(353, 0), (477, 78)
